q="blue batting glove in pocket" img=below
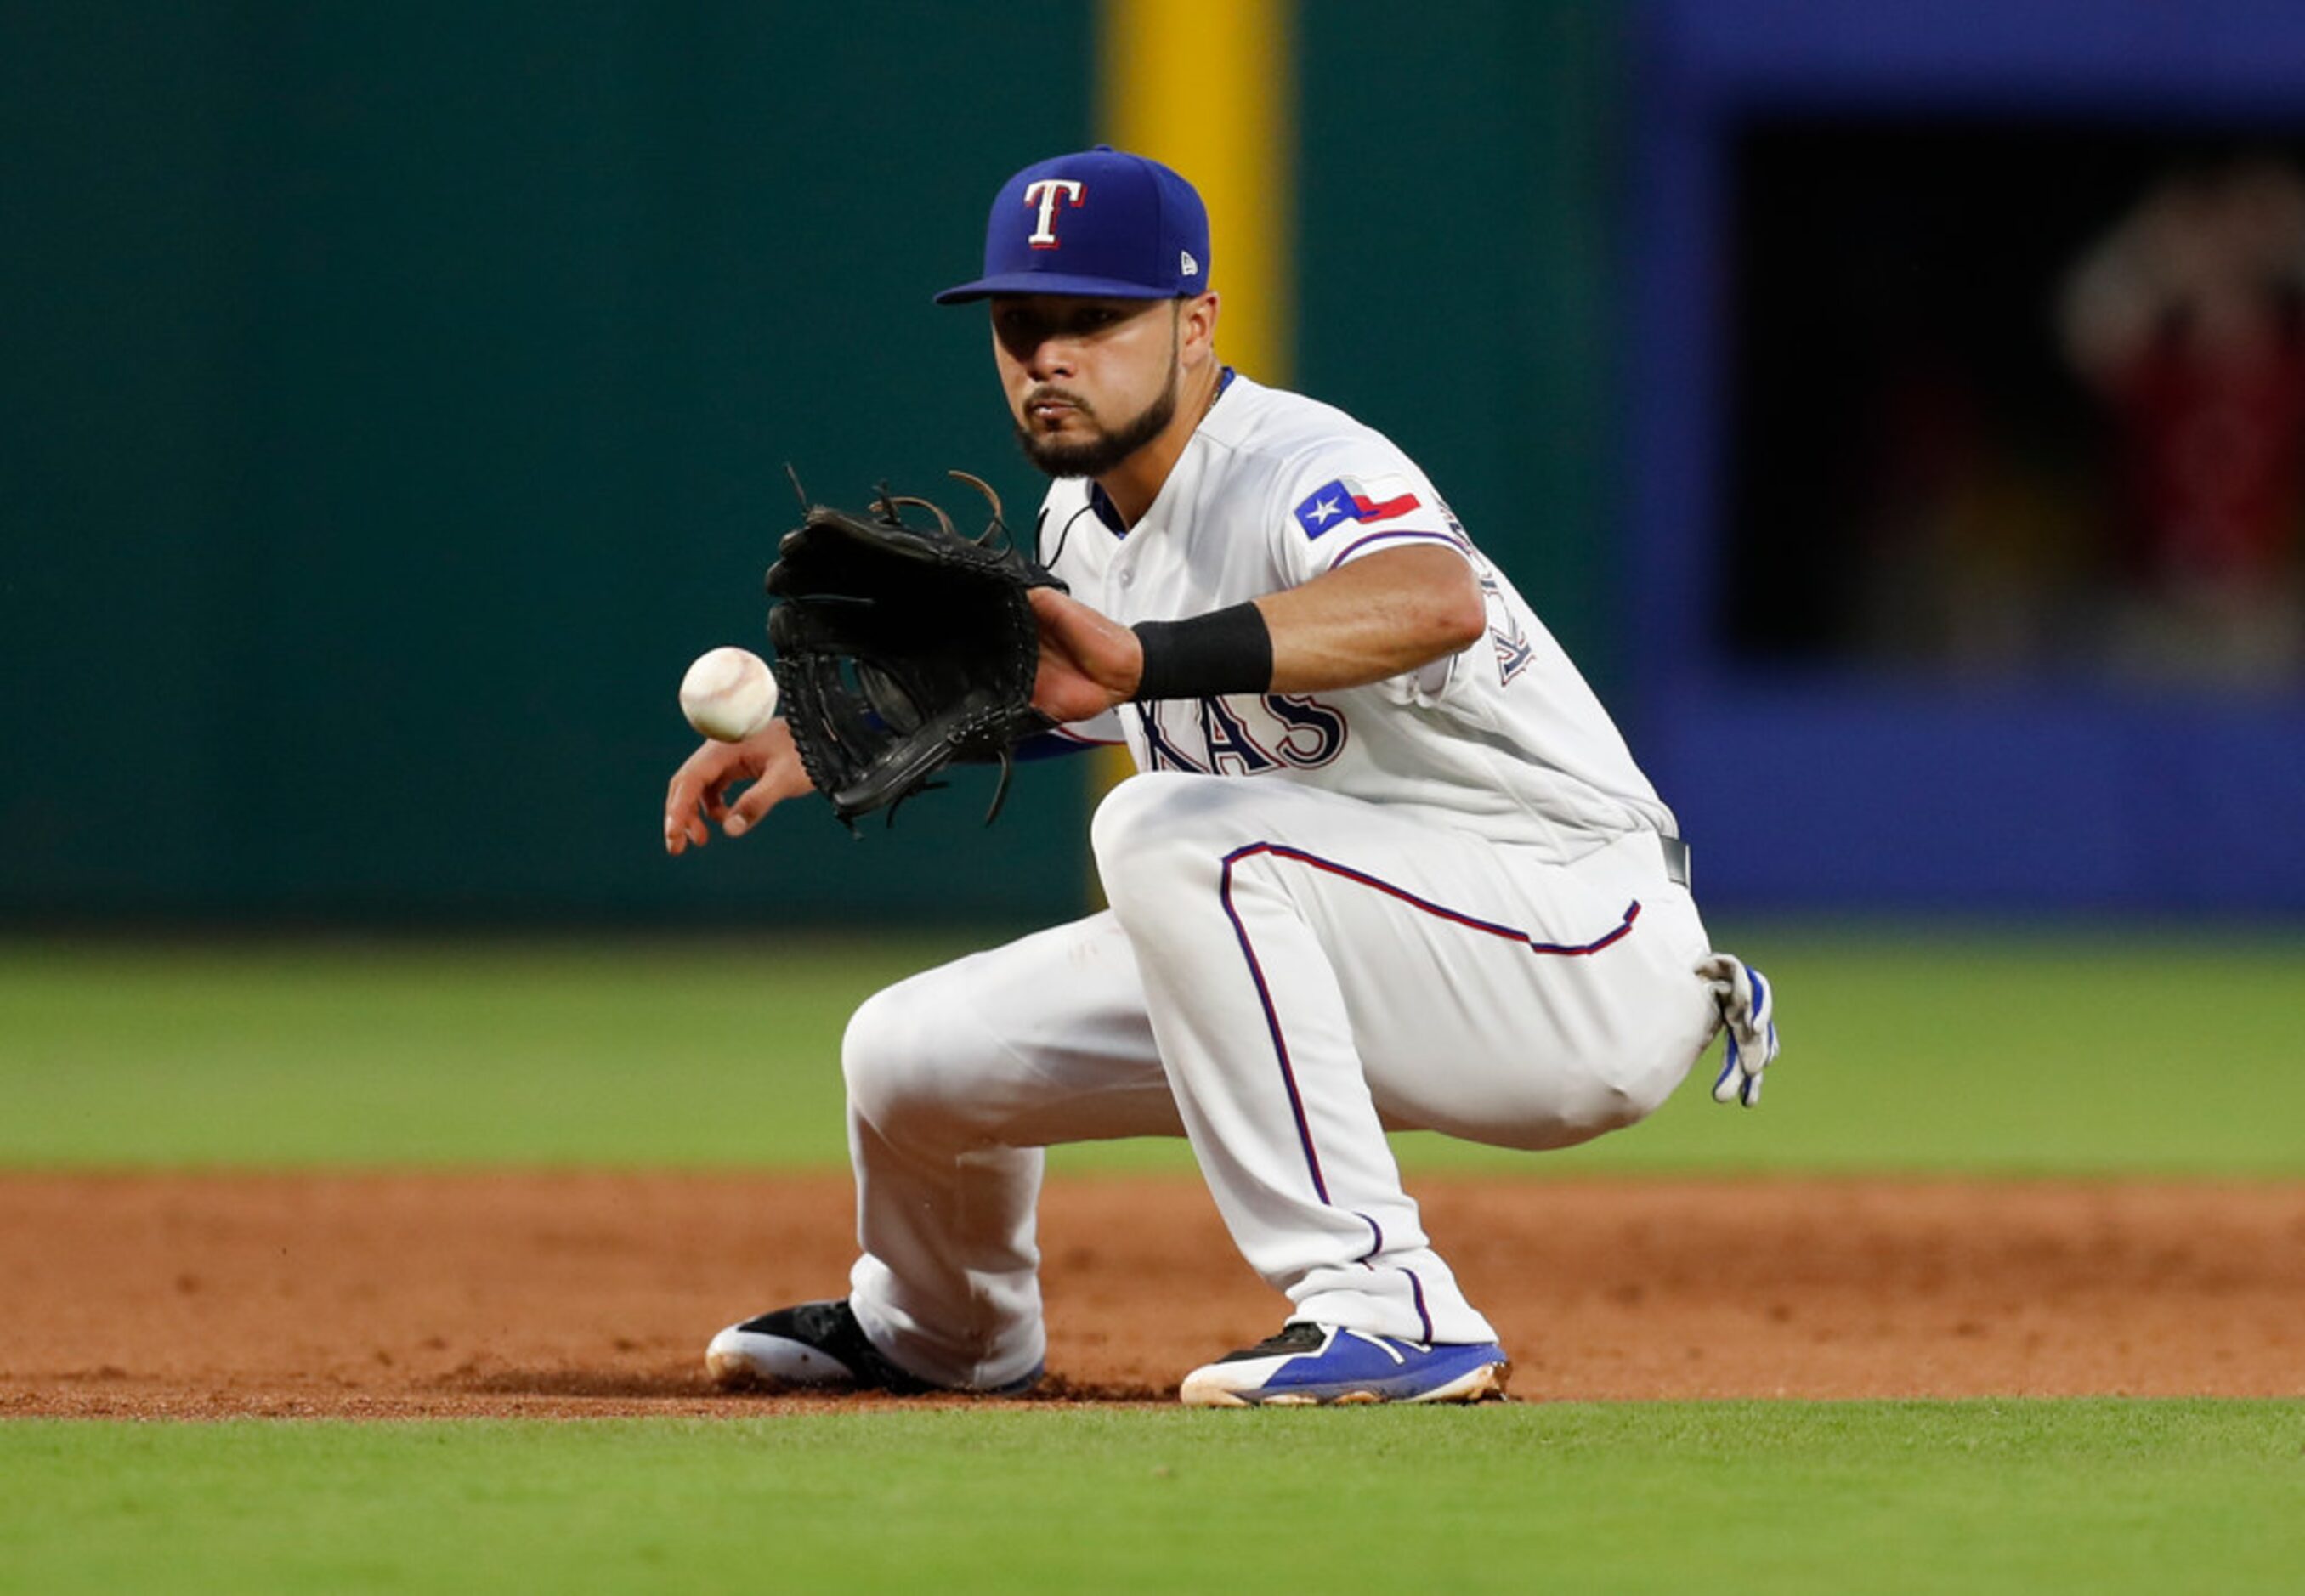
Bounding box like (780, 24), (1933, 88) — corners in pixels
(1696, 953), (1780, 1107)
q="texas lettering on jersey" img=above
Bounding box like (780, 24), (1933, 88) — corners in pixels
(1133, 694), (1350, 775)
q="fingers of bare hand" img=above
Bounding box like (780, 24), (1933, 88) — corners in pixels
(724, 782), (784, 839)
(666, 753), (728, 851)
(665, 796), (707, 853)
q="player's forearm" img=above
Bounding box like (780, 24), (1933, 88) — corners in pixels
(1253, 546), (1487, 692)
(1059, 546), (1487, 710)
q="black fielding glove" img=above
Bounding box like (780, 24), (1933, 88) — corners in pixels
(766, 471), (1065, 825)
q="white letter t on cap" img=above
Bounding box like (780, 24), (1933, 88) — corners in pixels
(1023, 178), (1085, 247)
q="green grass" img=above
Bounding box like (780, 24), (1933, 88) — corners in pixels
(3, 925), (2301, 1175)
(0, 936), (898, 1169)
(6, 937), (2300, 1593)
(1, 1401), (2298, 1594)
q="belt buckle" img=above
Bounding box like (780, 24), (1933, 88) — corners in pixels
(1660, 835), (1691, 889)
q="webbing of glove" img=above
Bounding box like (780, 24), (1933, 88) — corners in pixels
(766, 475), (1063, 825)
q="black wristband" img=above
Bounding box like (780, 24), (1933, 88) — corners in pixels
(1131, 603), (1274, 701)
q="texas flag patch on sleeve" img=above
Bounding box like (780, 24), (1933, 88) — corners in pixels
(1292, 473), (1424, 539)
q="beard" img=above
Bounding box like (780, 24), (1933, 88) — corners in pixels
(1012, 365), (1181, 479)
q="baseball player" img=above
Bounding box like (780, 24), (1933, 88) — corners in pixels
(665, 146), (1778, 1406)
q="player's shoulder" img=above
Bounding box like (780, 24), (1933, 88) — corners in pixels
(1198, 376), (1469, 567)
(1203, 374), (1396, 457)
(1202, 374), (1427, 486)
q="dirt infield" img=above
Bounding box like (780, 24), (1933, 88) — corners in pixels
(3, 1171), (2300, 1417)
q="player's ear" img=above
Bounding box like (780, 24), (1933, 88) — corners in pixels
(1180, 291), (1219, 358)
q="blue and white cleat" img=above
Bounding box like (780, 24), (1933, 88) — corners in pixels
(1179, 1322), (1509, 1407)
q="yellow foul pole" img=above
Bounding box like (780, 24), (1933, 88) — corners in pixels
(1100, 0), (1294, 388)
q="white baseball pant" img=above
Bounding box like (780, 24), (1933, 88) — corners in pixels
(842, 772), (1719, 1389)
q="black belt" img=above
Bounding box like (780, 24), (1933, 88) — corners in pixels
(1661, 835), (1691, 889)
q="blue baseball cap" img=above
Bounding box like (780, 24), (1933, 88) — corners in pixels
(934, 145), (1209, 304)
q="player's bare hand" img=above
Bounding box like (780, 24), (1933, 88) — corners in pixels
(663, 719), (814, 854)
(1029, 586), (1142, 722)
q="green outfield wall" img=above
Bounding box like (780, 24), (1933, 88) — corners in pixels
(1, 3), (1621, 924)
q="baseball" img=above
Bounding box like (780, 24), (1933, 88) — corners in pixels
(679, 646), (779, 742)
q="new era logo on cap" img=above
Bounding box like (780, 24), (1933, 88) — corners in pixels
(935, 145), (1211, 304)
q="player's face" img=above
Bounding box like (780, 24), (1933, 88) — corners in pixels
(990, 296), (1181, 478)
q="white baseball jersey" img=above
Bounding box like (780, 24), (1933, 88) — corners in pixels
(829, 372), (1728, 1390)
(1036, 371), (1678, 861)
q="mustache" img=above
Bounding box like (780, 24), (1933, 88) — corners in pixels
(1024, 385), (1094, 415)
